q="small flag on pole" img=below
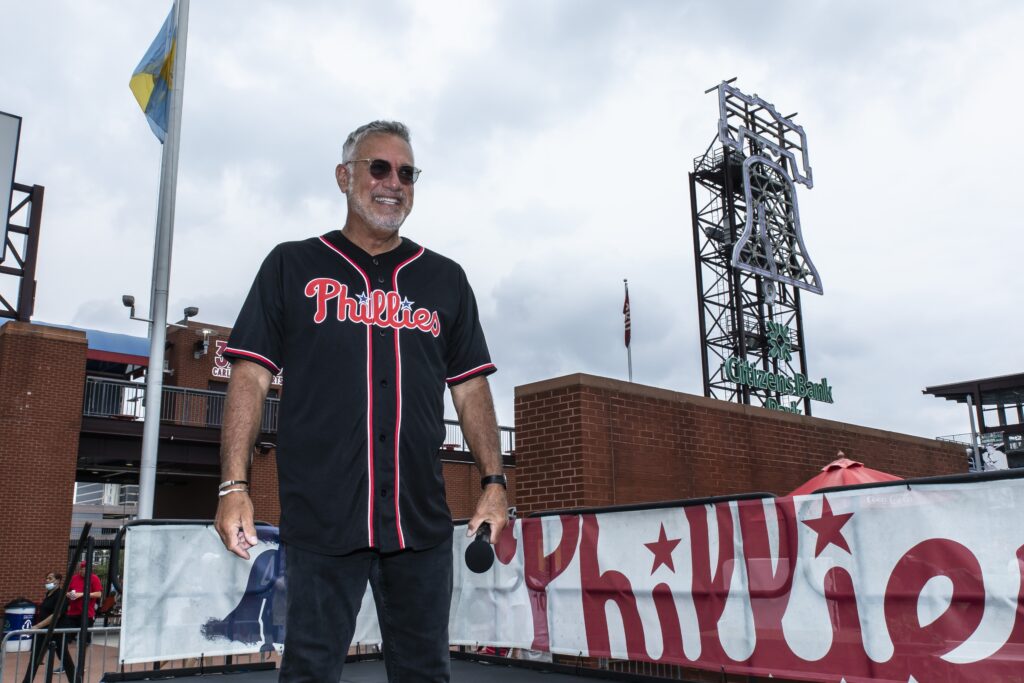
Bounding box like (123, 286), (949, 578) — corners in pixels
(623, 287), (631, 348)
(129, 8), (176, 143)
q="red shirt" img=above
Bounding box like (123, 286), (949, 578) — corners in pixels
(66, 573), (102, 618)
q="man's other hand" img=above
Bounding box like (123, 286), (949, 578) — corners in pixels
(215, 492), (259, 560)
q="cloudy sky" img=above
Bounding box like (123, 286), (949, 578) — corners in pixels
(3, 1), (1021, 441)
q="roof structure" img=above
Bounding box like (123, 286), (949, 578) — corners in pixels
(923, 372), (1024, 408)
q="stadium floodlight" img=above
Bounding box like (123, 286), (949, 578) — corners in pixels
(122, 294), (198, 329)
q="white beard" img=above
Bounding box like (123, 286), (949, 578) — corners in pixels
(347, 179), (409, 232)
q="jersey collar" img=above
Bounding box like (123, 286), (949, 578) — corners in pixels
(322, 230), (421, 268)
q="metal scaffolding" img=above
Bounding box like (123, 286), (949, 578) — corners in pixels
(689, 81), (820, 414)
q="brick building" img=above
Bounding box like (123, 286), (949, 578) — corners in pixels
(0, 321), (962, 611)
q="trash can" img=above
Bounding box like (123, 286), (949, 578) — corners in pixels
(4, 598), (36, 652)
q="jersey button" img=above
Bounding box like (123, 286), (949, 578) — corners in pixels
(380, 379), (389, 387)
(380, 487), (389, 497)
(372, 258), (380, 266)
(379, 433), (386, 442)
(377, 275), (385, 284)
(378, 329), (386, 337)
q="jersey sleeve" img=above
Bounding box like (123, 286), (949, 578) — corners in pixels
(445, 265), (496, 386)
(224, 246), (286, 374)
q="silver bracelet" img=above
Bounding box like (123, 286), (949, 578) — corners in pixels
(219, 479), (249, 491)
(218, 487), (249, 498)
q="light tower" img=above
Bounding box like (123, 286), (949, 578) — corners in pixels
(689, 80), (823, 414)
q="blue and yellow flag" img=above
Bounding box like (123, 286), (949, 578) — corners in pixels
(129, 8), (176, 143)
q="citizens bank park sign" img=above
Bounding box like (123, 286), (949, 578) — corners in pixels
(723, 321), (834, 414)
(122, 474), (1024, 682)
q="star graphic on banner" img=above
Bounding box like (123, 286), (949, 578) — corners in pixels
(644, 523), (681, 574)
(400, 296), (414, 312)
(801, 496), (854, 558)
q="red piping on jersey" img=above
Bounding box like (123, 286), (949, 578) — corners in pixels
(391, 246), (425, 549)
(223, 347), (282, 375)
(318, 235), (376, 547)
(446, 362), (496, 385)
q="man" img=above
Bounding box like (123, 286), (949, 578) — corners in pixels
(51, 561), (102, 681)
(66, 561), (102, 625)
(214, 120), (507, 682)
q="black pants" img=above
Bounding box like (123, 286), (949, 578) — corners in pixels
(280, 535), (453, 682)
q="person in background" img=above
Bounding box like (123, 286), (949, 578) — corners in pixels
(56, 560), (103, 679)
(65, 560), (102, 626)
(22, 571), (75, 683)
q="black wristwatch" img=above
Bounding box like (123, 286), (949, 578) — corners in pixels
(480, 474), (507, 490)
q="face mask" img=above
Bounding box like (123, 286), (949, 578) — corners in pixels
(45, 582), (56, 591)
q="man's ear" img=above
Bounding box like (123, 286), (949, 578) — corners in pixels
(335, 163), (349, 194)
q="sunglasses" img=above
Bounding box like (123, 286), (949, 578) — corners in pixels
(347, 158), (421, 185)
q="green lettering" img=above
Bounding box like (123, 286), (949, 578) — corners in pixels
(795, 373), (807, 398)
(724, 357), (740, 382)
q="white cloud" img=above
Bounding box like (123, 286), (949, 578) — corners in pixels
(2, 0), (1021, 440)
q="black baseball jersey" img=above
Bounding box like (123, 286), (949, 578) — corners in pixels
(225, 230), (496, 555)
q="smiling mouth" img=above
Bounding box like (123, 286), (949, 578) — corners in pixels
(374, 196), (401, 206)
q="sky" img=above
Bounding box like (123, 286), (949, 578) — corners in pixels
(2, 0), (1022, 441)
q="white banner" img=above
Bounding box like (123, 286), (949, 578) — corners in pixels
(120, 525), (379, 663)
(122, 474), (1024, 681)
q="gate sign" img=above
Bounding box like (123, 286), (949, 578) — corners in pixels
(122, 474), (1024, 681)
(0, 111), (22, 264)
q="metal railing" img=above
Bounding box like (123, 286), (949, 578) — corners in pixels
(937, 433), (974, 446)
(443, 420), (516, 457)
(0, 626), (276, 682)
(83, 377), (515, 456)
(1, 626), (121, 682)
(83, 377), (279, 433)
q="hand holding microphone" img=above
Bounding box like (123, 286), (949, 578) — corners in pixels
(465, 521), (494, 574)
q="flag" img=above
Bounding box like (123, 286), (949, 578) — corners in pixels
(129, 8), (176, 143)
(623, 289), (631, 348)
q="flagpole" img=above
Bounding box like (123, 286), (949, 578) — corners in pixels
(624, 279), (632, 383)
(138, 0), (190, 520)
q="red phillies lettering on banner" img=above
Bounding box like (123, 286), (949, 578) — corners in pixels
(304, 277), (440, 336)
(455, 477), (1024, 682)
(520, 516), (580, 651)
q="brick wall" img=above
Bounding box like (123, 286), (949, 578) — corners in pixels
(164, 321), (234, 391)
(514, 373), (965, 513)
(0, 322), (87, 606)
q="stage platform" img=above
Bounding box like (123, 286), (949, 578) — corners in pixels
(111, 657), (607, 682)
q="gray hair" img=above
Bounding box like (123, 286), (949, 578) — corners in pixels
(342, 121), (412, 162)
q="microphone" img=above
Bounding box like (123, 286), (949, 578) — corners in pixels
(464, 521), (494, 574)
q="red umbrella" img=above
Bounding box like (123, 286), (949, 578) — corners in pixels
(788, 453), (901, 496)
